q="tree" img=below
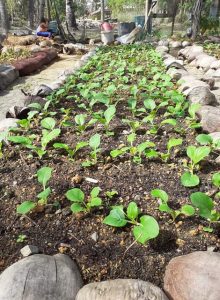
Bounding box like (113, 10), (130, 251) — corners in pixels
(66, 0), (77, 30)
(28, 0), (35, 28)
(0, 0), (9, 34)
(39, 0), (46, 20)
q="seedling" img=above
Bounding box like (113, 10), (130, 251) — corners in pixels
(66, 187), (102, 213)
(151, 189), (195, 222)
(160, 138), (183, 162)
(16, 234), (27, 243)
(196, 134), (220, 150)
(74, 114), (96, 133)
(190, 192), (220, 232)
(103, 202), (159, 245)
(181, 146), (210, 187)
(53, 141), (88, 159)
(105, 190), (118, 199)
(16, 166), (53, 215)
(212, 173), (220, 198)
(93, 105), (116, 134)
(186, 103), (201, 129)
(82, 134), (101, 167)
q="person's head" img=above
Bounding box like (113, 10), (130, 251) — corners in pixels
(40, 17), (48, 23)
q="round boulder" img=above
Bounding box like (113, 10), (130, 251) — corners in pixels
(76, 279), (169, 300)
(0, 254), (83, 300)
(164, 251), (220, 300)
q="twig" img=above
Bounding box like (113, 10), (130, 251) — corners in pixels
(122, 233), (142, 259)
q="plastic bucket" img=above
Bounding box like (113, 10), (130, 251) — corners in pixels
(101, 31), (114, 45)
(118, 22), (135, 36)
(48, 21), (58, 34)
(134, 16), (145, 27)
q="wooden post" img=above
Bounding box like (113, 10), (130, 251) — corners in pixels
(101, 0), (105, 22)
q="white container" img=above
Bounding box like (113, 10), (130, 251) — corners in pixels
(101, 31), (114, 45)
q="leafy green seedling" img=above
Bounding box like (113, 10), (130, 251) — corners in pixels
(212, 173), (220, 198)
(103, 202), (159, 245)
(186, 103), (201, 129)
(53, 141), (88, 159)
(66, 187), (102, 213)
(181, 146), (210, 187)
(190, 192), (220, 232)
(82, 134), (101, 167)
(160, 138), (182, 162)
(151, 189), (195, 221)
(105, 190), (118, 199)
(16, 234), (27, 243)
(196, 134), (220, 150)
(16, 166), (53, 215)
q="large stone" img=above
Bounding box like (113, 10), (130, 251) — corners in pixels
(210, 60), (220, 70)
(195, 54), (217, 71)
(164, 57), (185, 70)
(164, 251), (220, 300)
(156, 46), (169, 54)
(179, 45), (203, 62)
(179, 75), (209, 92)
(167, 68), (188, 80)
(197, 105), (220, 133)
(0, 118), (18, 133)
(184, 86), (217, 106)
(169, 41), (182, 48)
(0, 254), (83, 300)
(0, 65), (19, 90)
(182, 41), (191, 48)
(209, 132), (220, 143)
(76, 279), (168, 300)
(158, 40), (169, 47)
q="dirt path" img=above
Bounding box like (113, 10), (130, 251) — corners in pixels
(0, 54), (81, 120)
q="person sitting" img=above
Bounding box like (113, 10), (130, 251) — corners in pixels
(36, 18), (52, 38)
(100, 20), (114, 32)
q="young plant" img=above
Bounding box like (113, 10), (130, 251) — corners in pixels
(82, 134), (101, 167)
(53, 141), (88, 159)
(93, 105), (116, 134)
(66, 187), (102, 213)
(103, 202), (159, 245)
(190, 192), (220, 232)
(212, 173), (220, 198)
(160, 138), (183, 162)
(151, 189), (195, 222)
(196, 134), (220, 150)
(186, 103), (201, 129)
(16, 166), (53, 215)
(181, 146), (211, 187)
(16, 234), (27, 243)
(74, 114), (96, 133)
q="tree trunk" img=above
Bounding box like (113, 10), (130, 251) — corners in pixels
(39, 0), (46, 20)
(66, 0), (77, 29)
(171, 0), (179, 36)
(191, 0), (203, 40)
(0, 0), (9, 34)
(28, 0), (35, 28)
(210, 0), (220, 17)
(46, 0), (51, 20)
(101, 0), (105, 22)
(144, 0), (152, 34)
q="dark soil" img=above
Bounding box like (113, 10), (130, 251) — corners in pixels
(0, 45), (220, 287)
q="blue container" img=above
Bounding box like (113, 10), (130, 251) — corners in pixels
(134, 16), (145, 27)
(118, 22), (135, 36)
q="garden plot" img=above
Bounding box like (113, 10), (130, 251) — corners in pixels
(0, 45), (220, 287)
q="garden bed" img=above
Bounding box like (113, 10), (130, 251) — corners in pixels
(0, 45), (220, 287)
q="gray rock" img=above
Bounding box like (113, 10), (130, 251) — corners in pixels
(0, 254), (83, 300)
(164, 251), (220, 300)
(182, 41), (191, 47)
(155, 46), (169, 54)
(20, 245), (39, 257)
(33, 84), (53, 97)
(158, 40), (169, 47)
(209, 132), (220, 143)
(0, 65), (19, 90)
(90, 232), (98, 242)
(6, 106), (30, 119)
(197, 105), (220, 133)
(195, 54), (217, 71)
(179, 75), (209, 92)
(164, 57), (185, 70)
(0, 118), (18, 133)
(169, 41), (182, 48)
(76, 279), (168, 300)
(184, 86), (217, 106)
(179, 45), (203, 62)
(210, 60), (220, 70)
(213, 68), (220, 78)
(167, 68), (188, 80)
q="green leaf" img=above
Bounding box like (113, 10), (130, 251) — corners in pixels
(75, 141), (88, 151)
(90, 187), (100, 198)
(196, 134), (213, 146)
(181, 205), (195, 216)
(190, 192), (213, 219)
(145, 149), (159, 158)
(110, 147), (129, 158)
(181, 172), (200, 187)
(137, 141), (155, 154)
(89, 197), (102, 207)
(203, 226), (213, 233)
(8, 136), (32, 145)
(41, 117), (56, 130)
(75, 114), (86, 126)
(151, 189), (169, 202)
(70, 203), (86, 213)
(89, 134), (101, 149)
(144, 99), (156, 111)
(159, 203), (172, 213)
(127, 133), (136, 144)
(53, 143), (69, 150)
(127, 202), (139, 220)
(41, 128), (61, 148)
(133, 215), (159, 244)
(187, 146), (210, 165)
(167, 138), (182, 151)
(66, 188), (84, 203)
(103, 206), (127, 227)
(104, 105), (116, 125)
(37, 187), (51, 200)
(212, 173), (220, 188)
(188, 103), (201, 119)
(37, 167), (52, 188)
(17, 201), (36, 215)
(161, 119), (177, 127)
(28, 102), (42, 111)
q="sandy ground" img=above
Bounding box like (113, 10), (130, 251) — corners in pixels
(0, 54), (82, 120)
